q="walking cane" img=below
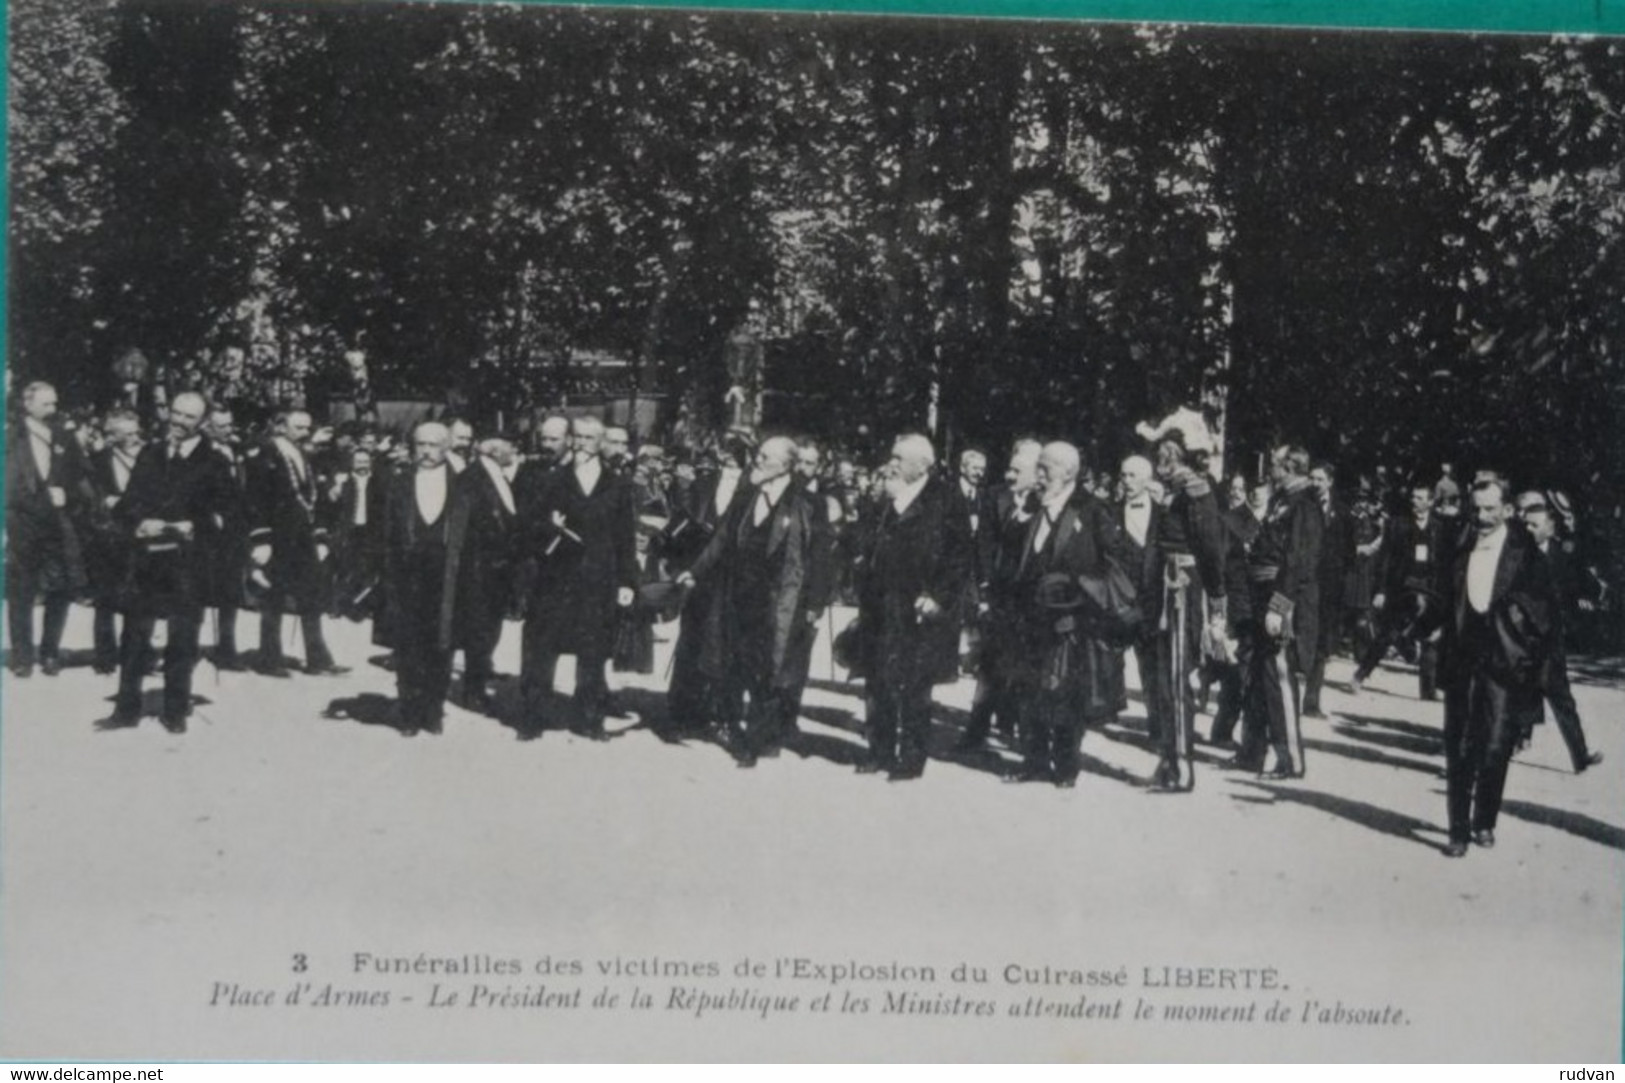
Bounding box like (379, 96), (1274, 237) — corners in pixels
(826, 607), (836, 682)
(1169, 575), (1195, 792)
(210, 608), (222, 685)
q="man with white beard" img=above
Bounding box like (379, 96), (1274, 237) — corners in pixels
(679, 436), (834, 766)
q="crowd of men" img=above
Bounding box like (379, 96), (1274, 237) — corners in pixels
(4, 381), (1610, 858)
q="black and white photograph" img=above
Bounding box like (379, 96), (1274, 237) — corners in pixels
(2, 0), (1622, 1061)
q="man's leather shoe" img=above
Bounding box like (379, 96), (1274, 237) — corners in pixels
(1578, 750), (1604, 774)
(9, 661), (33, 679)
(1302, 707), (1326, 720)
(93, 659), (117, 676)
(40, 656), (62, 676)
(1055, 777), (1078, 789)
(572, 728), (609, 742)
(96, 712), (141, 731)
(1442, 840), (1468, 858)
(952, 733), (986, 754)
(252, 660), (292, 678)
(854, 761), (882, 775)
(1472, 829), (1495, 848)
(213, 653), (246, 672)
(736, 754), (758, 769)
(399, 726), (419, 738)
(1259, 766), (1297, 781)
(886, 768), (922, 782)
(1348, 676), (1364, 695)
(1003, 767), (1050, 784)
(305, 662), (352, 677)
(1221, 755), (1262, 772)
(160, 714), (188, 735)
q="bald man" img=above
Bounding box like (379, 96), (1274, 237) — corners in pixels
(680, 435), (834, 765)
(102, 392), (236, 732)
(852, 433), (973, 780)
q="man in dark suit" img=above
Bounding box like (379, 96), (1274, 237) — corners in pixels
(517, 415), (637, 740)
(102, 392), (236, 733)
(373, 422), (474, 737)
(88, 409), (145, 673)
(1234, 445), (1323, 778)
(660, 431), (753, 739)
(851, 433), (972, 781)
(1004, 442), (1133, 788)
(956, 438), (1041, 753)
(1437, 476), (1558, 857)
(679, 436), (834, 766)
(1302, 461), (1356, 718)
(202, 406), (249, 670)
(1351, 482), (1448, 699)
(1135, 409), (1230, 792)
(6, 381), (93, 678)
(325, 446), (387, 622)
(456, 432), (521, 710)
(1116, 453), (1165, 739)
(244, 409), (346, 677)
(1515, 491), (1603, 774)
(1209, 476), (1270, 747)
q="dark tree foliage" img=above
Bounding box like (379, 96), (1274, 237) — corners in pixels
(9, 0), (1621, 502)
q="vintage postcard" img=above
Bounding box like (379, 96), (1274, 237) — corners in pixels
(2, 0), (1621, 1062)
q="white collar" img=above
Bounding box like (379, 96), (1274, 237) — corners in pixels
(274, 435), (305, 462)
(24, 417), (53, 442)
(759, 473), (792, 505)
(892, 475), (929, 515)
(1473, 524), (1509, 553)
(1041, 484), (1075, 516)
(169, 434), (203, 460)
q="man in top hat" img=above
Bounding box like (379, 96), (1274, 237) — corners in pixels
(850, 433), (972, 781)
(679, 435), (834, 766)
(516, 415), (637, 740)
(6, 381), (93, 678)
(1133, 408), (1229, 791)
(1003, 441), (1132, 787)
(244, 408), (347, 677)
(102, 392), (236, 733)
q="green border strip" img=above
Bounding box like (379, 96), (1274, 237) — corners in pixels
(539, 0), (1625, 35)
